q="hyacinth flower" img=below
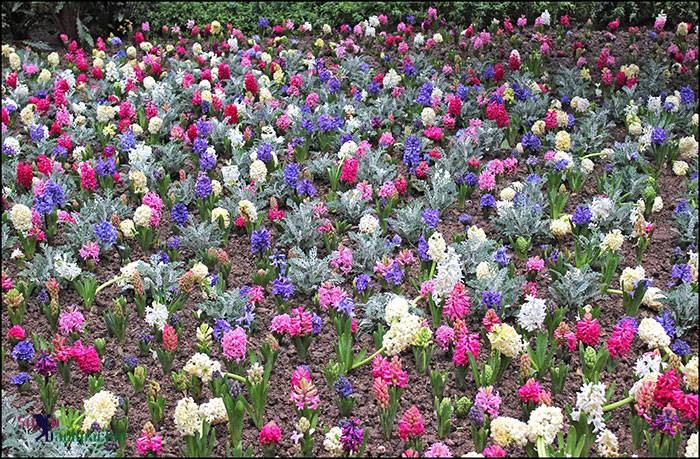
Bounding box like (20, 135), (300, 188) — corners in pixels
(411, 325), (434, 375)
(259, 420), (282, 457)
(399, 405), (426, 451)
(334, 376), (356, 417)
(35, 351), (59, 414)
(4, 288), (26, 325)
(156, 324), (178, 375)
(290, 365), (320, 455)
(232, 336), (279, 430)
(104, 296), (128, 344)
(270, 307), (320, 362)
(332, 297), (366, 375)
(372, 355), (408, 439)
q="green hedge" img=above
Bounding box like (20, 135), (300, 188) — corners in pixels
(127, 1), (698, 33)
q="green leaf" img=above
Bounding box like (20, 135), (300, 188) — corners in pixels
(76, 16), (94, 48)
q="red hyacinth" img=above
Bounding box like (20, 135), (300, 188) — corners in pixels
(16, 162), (33, 189)
(244, 72), (259, 95)
(162, 324), (178, 352)
(340, 157), (359, 185)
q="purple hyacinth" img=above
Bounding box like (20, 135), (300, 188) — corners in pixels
(11, 372), (32, 386)
(339, 417), (364, 454)
(571, 205), (592, 226)
(354, 274), (372, 294)
(213, 319), (233, 341)
(480, 193), (497, 210)
(12, 341), (35, 363)
(651, 127), (667, 146)
(403, 135), (422, 170)
(251, 227), (271, 254)
(94, 221), (118, 246)
(336, 297), (355, 317)
(171, 203), (189, 226)
(195, 173), (212, 198)
(482, 290), (502, 312)
(334, 376), (353, 398)
(35, 352), (57, 377)
(272, 276), (295, 301)
(422, 208), (441, 229)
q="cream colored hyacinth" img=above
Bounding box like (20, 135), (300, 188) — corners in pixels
(82, 390), (119, 432)
(10, 204), (32, 234)
(490, 416), (529, 447)
(133, 204), (153, 227)
(174, 396), (203, 437)
(198, 397), (227, 425)
(427, 232), (447, 262)
(527, 405), (564, 445)
(619, 266), (646, 293)
(183, 353), (222, 383)
(600, 229), (624, 252)
(683, 356), (698, 392)
(637, 317), (671, 349)
(488, 323), (523, 358)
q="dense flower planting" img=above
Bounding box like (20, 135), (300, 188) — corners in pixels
(1, 5), (699, 457)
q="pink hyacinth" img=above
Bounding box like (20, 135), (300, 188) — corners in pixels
(270, 314), (291, 334)
(425, 442), (452, 457)
(518, 378), (545, 404)
(434, 325), (454, 352)
(419, 280), (435, 299)
(71, 341), (101, 375)
(330, 246), (353, 275)
(79, 241), (100, 261)
(221, 327), (247, 363)
(259, 420), (282, 445)
(372, 355), (408, 388)
(483, 444), (507, 457)
(478, 171), (496, 191)
(318, 282), (348, 311)
(398, 405), (425, 442)
(576, 313), (601, 346)
(482, 309), (501, 333)
(290, 366), (320, 411)
(444, 283), (471, 323)
(136, 429), (163, 456)
(378, 180), (398, 199)
(287, 307), (314, 337)
(526, 256), (545, 272)
(474, 386), (502, 417)
(59, 306), (85, 335)
(606, 319), (637, 359)
(452, 329), (480, 367)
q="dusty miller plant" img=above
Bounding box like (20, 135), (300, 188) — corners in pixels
(425, 167), (457, 211)
(388, 200), (425, 244)
(277, 200), (321, 251)
(467, 267), (525, 318)
(451, 238), (498, 274)
(328, 189), (366, 224)
(548, 264), (601, 310)
(357, 149), (397, 187)
(179, 221), (223, 256)
(286, 246), (340, 295)
(348, 231), (392, 273)
(662, 284), (698, 338)
(199, 288), (250, 324)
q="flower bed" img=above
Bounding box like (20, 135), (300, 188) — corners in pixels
(1, 6), (699, 458)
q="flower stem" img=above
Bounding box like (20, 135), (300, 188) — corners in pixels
(536, 437), (548, 457)
(603, 395), (633, 412)
(351, 347), (384, 370)
(224, 372), (247, 383)
(607, 288), (623, 295)
(95, 275), (126, 296)
(580, 152), (608, 160)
